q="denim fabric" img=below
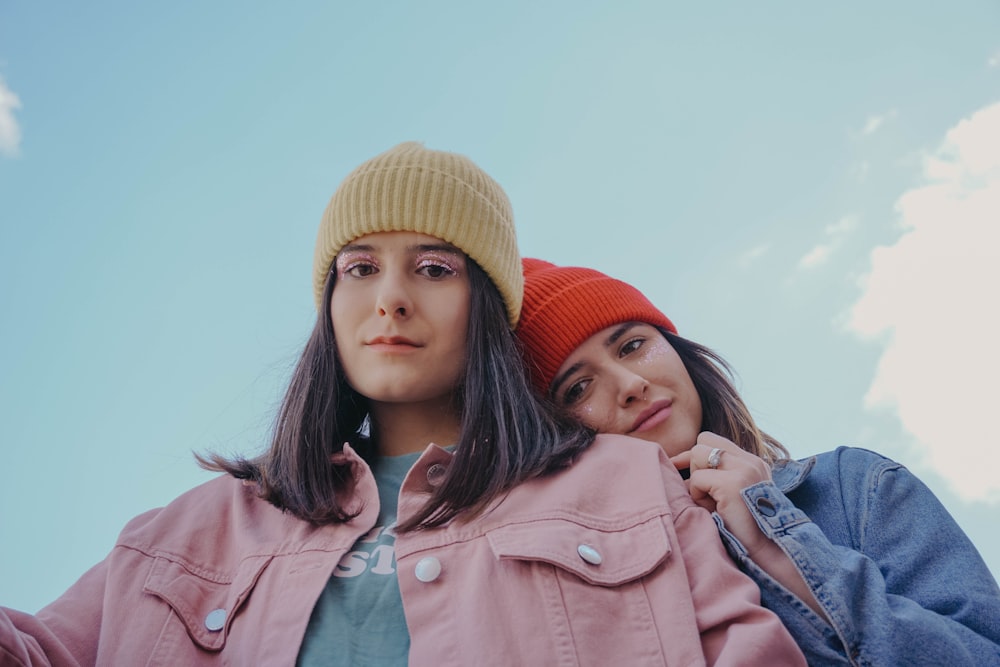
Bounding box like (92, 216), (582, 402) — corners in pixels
(717, 446), (1000, 666)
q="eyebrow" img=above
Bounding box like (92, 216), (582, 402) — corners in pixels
(337, 242), (464, 257)
(413, 243), (464, 258)
(605, 322), (638, 347)
(549, 322), (641, 398)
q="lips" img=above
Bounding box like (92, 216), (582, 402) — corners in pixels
(629, 399), (672, 434)
(364, 335), (423, 354)
(367, 335), (421, 347)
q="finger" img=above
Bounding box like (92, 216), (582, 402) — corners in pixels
(671, 451), (693, 469)
(696, 432), (774, 485)
(690, 495), (716, 513)
(686, 481), (717, 513)
(706, 446), (725, 470)
(697, 431), (741, 454)
(686, 442), (723, 472)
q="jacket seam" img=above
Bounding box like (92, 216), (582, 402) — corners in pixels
(114, 543), (341, 584)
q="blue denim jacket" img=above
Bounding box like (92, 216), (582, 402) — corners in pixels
(717, 446), (1000, 666)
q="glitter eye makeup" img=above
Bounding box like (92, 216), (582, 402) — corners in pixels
(333, 241), (466, 282)
(415, 250), (464, 276)
(335, 250), (378, 279)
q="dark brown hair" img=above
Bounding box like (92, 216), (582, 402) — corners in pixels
(199, 260), (593, 529)
(658, 327), (789, 463)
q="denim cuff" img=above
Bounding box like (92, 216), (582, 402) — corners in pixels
(740, 481), (813, 537)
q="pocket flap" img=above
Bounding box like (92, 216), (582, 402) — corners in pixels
(487, 515), (671, 586)
(143, 554), (272, 651)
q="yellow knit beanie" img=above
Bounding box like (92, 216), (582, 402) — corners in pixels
(313, 142), (523, 327)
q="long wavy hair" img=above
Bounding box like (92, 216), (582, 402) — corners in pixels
(199, 259), (593, 529)
(657, 327), (788, 463)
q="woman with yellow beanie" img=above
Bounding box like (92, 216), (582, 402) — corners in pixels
(517, 257), (1000, 665)
(0, 144), (805, 665)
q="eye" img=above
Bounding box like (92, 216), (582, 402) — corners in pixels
(561, 378), (591, 406)
(417, 263), (455, 279)
(341, 261), (377, 278)
(619, 337), (645, 357)
(416, 254), (461, 279)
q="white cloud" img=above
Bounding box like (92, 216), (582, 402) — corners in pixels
(739, 243), (770, 267)
(798, 244), (832, 269)
(0, 75), (22, 157)
(861, 109), (897, 136)
(798, 215), (858, 269)
(847, 101), (1000, 504)
(826, 216), (858, 236)
(990, 51), (1000, 68)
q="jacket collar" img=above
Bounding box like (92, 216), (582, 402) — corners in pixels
(771, 455), (817, 493)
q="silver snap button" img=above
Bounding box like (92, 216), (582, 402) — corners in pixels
(414, 556), (442, 582)
(577, 544), (602, 565)
(426, 463), (447, 487)
(204, 608), (227, 632)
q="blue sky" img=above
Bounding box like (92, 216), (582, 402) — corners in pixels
(1, 1), (998, 612)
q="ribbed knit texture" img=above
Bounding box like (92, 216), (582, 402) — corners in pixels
(313, 142), (522, 326)
(517, 258), (677, 394)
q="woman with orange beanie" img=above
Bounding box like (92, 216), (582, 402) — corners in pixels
(517, 257), (1000, 666)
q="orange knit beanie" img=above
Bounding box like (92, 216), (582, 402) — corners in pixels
(517, 258), (676, 394)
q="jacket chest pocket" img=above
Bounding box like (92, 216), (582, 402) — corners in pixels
(485, 515), (683, 666)
(143, 554), (272, 653)
(486, 514), (671, 585)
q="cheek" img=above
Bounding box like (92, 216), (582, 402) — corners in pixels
(430, 287), (471, 334)
(330, 288), (364, 326)
(639, 339), (673, 368)
(571, 402), (618, 433)
(450, 303), (471, 346)
(329, 305), (347, 339)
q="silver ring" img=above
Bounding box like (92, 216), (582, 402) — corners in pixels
(707, 447), (723, 469)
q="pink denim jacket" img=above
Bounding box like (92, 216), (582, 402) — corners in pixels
(1, 435), (804, 666)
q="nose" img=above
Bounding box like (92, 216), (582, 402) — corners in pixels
(614, 368), (648, 407)
(375, 271), (412, 319)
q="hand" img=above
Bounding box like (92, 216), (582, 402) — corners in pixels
(670, 432), (774, 557)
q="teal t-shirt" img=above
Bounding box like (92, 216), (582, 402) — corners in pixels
(296, 451), (420, 666)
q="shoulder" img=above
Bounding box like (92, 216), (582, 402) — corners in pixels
(800, 446), (936, 514)
(579, 433), (667, 467)
(819, 445), (902, 468)
(114, 474), (320, 563)
(805, 446), (906, 482)
(116, 474), (251, 534)
(570, 434), (675, 489)
(494, 434), (681, 523)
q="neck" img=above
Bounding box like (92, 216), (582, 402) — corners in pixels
(369, 398), (462, 457)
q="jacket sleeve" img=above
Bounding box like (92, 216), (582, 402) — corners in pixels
(727, 449), (1000, 666)
(0, 559), (106, 667)
(660, 460), (806, 666)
